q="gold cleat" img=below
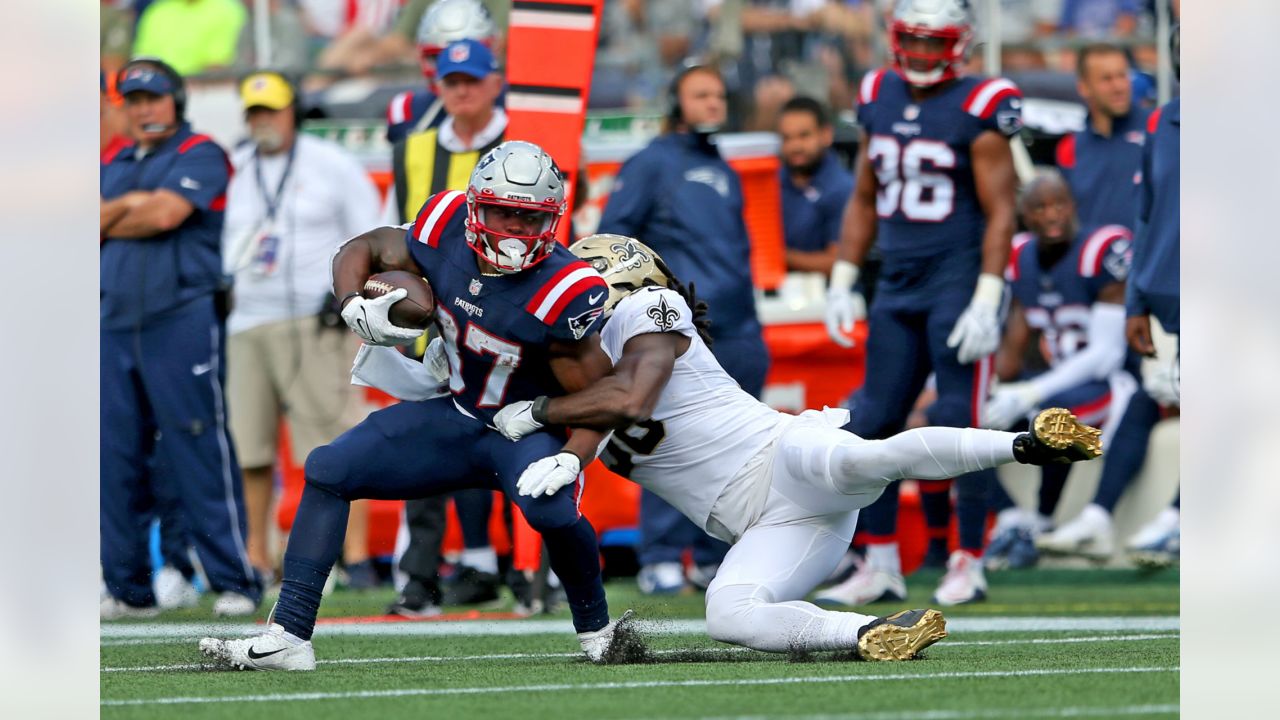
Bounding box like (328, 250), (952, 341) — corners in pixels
(1014, 408), (1103, 465)
(856, 608), (947, 661)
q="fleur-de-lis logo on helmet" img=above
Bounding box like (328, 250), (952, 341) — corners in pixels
(610, 239), (651, 270)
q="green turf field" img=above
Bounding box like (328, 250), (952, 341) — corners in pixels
(101, 568), (1179, 719)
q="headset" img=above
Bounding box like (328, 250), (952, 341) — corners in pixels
(116, 56), (187, 124)
(666, 62), (721, 127)
(239, 69), (306, 128)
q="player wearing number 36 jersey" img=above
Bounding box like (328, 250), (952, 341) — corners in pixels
(494, 235), (1102, 661)
(199, 141), (631, 671)
(821, 0), (1023, 609)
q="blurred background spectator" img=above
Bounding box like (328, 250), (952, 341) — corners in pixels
(776, 95), (851, 275)
(132, 0), (248, 76)
(221, 70), (382, 587)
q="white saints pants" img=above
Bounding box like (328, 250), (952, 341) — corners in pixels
(703, 409), (1018, 652)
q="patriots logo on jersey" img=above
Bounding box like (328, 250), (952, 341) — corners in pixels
(648, 297), (681, 332)
(1103, 239), (1133, 281)
(568, 306), (605, 340)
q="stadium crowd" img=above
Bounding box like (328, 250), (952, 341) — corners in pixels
(100, 0), (1179, 622)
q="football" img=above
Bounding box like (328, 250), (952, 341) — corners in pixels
(362, 271), (435, 329)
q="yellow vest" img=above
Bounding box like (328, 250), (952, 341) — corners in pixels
(392, 127), (504, 223)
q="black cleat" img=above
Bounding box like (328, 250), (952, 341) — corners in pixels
(856, 608), (948, 661)
(1013, 408), (1103, 465)
(442, 566), (501, 606)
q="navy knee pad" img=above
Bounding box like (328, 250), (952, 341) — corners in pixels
(517, 492), (581, 533)
(303, 443), (350, 496)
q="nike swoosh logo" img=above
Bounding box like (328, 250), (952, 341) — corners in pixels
(191, 362), (212, 376)
(179, 177), (201, 190)
(588, 292), (604, 304)
(246, 645), (287, 660)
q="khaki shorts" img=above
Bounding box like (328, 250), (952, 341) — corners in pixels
(227, 316), (369, 468)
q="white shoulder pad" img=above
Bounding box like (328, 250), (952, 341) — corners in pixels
(601, 287), (696, 363)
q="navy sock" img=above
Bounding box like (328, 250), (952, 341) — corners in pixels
(860, 481), (901, 540)
(273, 483), (350, 641)
(454, 489), (493, 549)
(955, 470), (992, 553)
(1094, 390), (1160, 512)
(542, 516), (609, 633)
(986, 470), (1016, 513)
(920, 480), (953, 534)
(1037, 464), (1070, 518)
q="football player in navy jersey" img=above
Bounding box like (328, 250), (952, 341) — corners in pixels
(820, 0), (1021, 607)
(978, 173), (1137, 567)
(199, 141), (625, 670)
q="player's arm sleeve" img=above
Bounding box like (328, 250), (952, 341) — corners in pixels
(1028, 302), (1129, 402)
(1126, 114), (1158, 317)
(542, 270), (611, 343)
(614, 289), (697, 347)
(597, 150), (659, 238)
(158, 141), (231, 211)
(971, 79), (1024, 138)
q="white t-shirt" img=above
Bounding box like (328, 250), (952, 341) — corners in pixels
(222, 134), (382, 335)
(599, 287), (782, 541)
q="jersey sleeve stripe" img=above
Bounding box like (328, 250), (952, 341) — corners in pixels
(1007, 232), (1034, 281)
(411, 190), (466, 247)
(524, 261), (582, 312)
(964, 78), (1021, 119)
(858, 69), (885, 106)
(532, 268), (607, 324)
(177, 134), (215, 154)
(1078, 225), (1131, 277)
(388, 91), (412, 125)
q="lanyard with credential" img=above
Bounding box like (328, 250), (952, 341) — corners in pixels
(249, 143), (296, 276)
(254, 142), (297, 223)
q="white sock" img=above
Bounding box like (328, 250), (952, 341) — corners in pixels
(460, 547), (498, 575)
(865, 543), (901, 575)
(707, 584), (876, 653)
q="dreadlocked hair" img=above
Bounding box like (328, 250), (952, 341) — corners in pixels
(653, 254), (713, 348)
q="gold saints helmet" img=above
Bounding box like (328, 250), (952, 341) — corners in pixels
(568, 234), (673, 317)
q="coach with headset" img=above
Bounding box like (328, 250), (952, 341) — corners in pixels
(221, 71), (382, 587)
(597, 64), (768, 595)
(100, 58), (261, 619)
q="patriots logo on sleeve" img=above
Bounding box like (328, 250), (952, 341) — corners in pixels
(647, 296), (681, 332)
(568, 307), (605, 340)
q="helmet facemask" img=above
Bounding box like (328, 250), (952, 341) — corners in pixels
(890, 22), (971, 87)
(466, 197), (562, 274)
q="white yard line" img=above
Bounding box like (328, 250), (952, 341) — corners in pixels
(99, 615), (1180, 641)
(100, 666), (1178, 707)
(640, 705), (1180, 720)
(100, 633), (1179, 673)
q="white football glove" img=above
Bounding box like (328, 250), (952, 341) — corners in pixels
(981, 381), (1040, 430)
(493, 400), (545, 441)
(947, 274), (1004, 364)
(1144, 357), (1180, 406)
(825, 260), (867, 348)
(340, 289), (425, 347)
(515, 452), (581, 499)
(423, 337), (450, 384)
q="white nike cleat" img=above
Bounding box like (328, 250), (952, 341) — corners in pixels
(1126, 506), (1180, 551)
(1037, 503), (1115, 558)
(814, 563), (907, 607)
(212, 592), (258, 617)
(932, 550), (987, 606)
(199, 623), (316, 671)
(154, 566), (199, 610)
(100, 596), (160, 621)
(578, 609), (635, 663)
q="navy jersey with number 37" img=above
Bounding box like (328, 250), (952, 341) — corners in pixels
(405, 190), (608, 423)
(857, 69), (1023, 258)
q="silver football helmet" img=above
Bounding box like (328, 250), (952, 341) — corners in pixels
(890, 0), (975, 87)
(568, 234), (673, 317)
(416, 0), (495, 78)
(465, 141), (567, 274)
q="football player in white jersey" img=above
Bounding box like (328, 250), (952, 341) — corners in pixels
(492, 235), (1103, 661)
